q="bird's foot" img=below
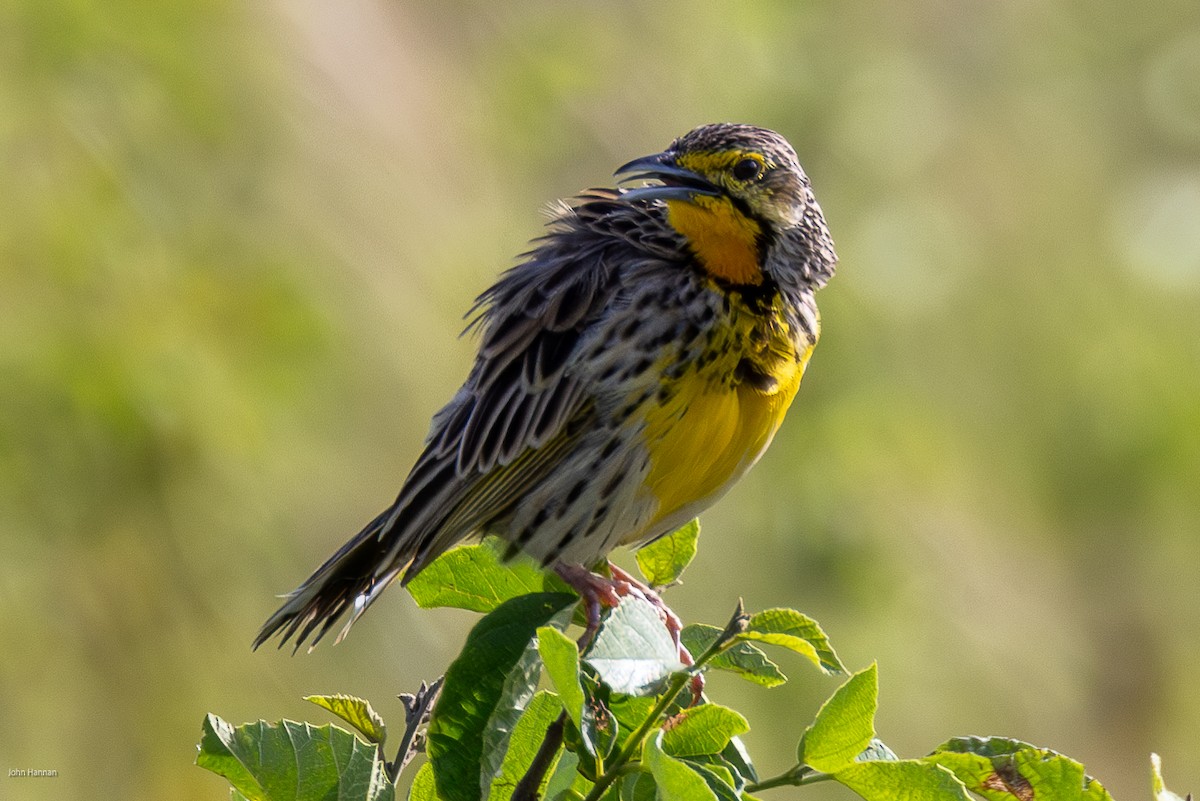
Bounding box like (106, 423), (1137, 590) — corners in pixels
(605, 563), (683, 641)
(553, 562), (634, 648)
(553, 561), (703, 705)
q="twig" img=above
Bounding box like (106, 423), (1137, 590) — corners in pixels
(745, 766), (828, 792)
(509, 596), (748, 800)
(719, 597), (750, 643)
(511, 711), (568, 801)
(579, 669), (693, 801)
(388, 676), (444, 782)
(577, 599), (748, 801)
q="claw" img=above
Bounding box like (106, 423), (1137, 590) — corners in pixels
(554, 563), (626, 649)
(605, 564), (688, 654)
(554, 563), (701, 704)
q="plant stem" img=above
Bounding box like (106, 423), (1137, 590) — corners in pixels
(579, 671), (692, 801)
(388, 677), (444, 782)
(745, 770), (799, 793)
(512, 711), (567, 801)
(577, 601), (747, 801)
(745, 766), (830, 793)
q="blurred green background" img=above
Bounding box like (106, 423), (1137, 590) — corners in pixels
(2, 0), (1198, 799)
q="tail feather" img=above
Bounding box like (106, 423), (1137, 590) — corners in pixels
(254, 456), (467, 652)
(253, 508), (405, 652)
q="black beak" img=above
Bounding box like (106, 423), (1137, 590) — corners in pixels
(615, 152), (722, 203)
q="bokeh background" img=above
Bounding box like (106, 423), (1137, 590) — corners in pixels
(3, 0), (1198, 799)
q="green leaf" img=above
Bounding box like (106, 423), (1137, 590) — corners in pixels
(409, 762), (444, 801)
(1152, 754), (1187, 801)
(682, 759), (742, 801)
(196, 713), (394, 801)
(926, 737), (1114, 801)
(681, 624), (786, 688)
(835, 760), (970, 801)
(482, 604), (575, 796)
(609, 695), (657, 730)
(681, 755), (744, 788)
(487, 691), (564, 801)
(620, 771), (657, 801)
(545, 751), (593, 801)
(585, 597), (685, 696)
(407, 539), (569, 613)
(721, 736), (759, 784)
(303, 694), (388, 745)
(538, 626), (586, 728)
(580, 692), (619, 763)
(607, 694), (658, 755)
(426, 592), (577, 801)
(549, 792), (587, 801)
(479, 601), (574, 794)
(797, 663), (878, 773)
(635, 519), (700, 587)
(662, 704), (750, 758)
(643, 731), (718, 801)
(481, 613), (562, 795)
(738, 608), (845, 674)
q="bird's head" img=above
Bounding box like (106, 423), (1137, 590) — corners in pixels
(617, 123), (835, 288)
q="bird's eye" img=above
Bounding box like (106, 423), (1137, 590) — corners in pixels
(731, 157), (763, 182)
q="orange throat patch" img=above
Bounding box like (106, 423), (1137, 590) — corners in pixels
(666, 195), (764, 285)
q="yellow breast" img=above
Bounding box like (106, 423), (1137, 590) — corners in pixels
(634, 308), (816, 540)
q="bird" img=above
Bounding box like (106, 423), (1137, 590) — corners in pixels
(255, 123), (837, 652)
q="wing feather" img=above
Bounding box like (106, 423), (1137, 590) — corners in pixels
(256, 192), (661, 650)
(402, 412), (590, 579)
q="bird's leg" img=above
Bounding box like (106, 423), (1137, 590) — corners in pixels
(553, 562), (635, 649)
(604, 563), (682, 645)
(605, 563), (704, 704)
(554, 561), (704, 705)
